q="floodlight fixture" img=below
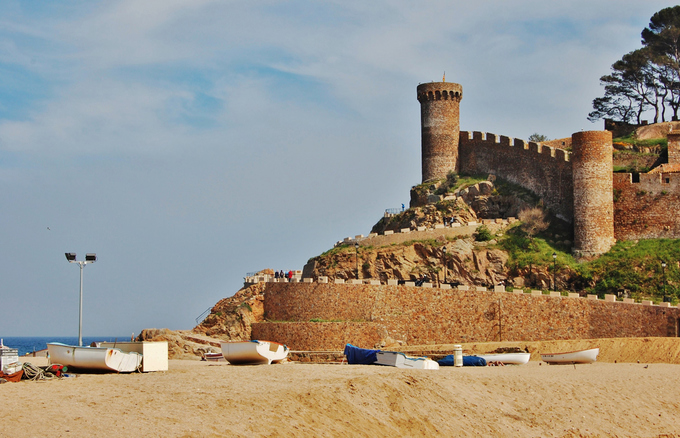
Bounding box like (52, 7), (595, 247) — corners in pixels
(65, 252), (98, 346)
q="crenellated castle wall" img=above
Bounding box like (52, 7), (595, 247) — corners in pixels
(458, 131), (574, 222)
(252, 282), (680, 351)
(613, 173), (680, 240)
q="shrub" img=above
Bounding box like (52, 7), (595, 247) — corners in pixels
(474, 225), (493, 242)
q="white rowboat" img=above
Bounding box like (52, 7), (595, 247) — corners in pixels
(375, 351), (439, 370)
(220, 340), (288, 365)
(477, 352), (531, 365)
(541, 348), (599, 364)
(46, 342), (142, 373)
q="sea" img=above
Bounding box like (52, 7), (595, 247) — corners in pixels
(1, 336), (131, 356)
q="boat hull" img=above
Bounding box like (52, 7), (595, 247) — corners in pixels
(541, 348), (599, 364)
(375, 351), (439, 370)
(220, 340), (288, 365)
(47, 343), (142, 373)
(477, 352), (531, 365)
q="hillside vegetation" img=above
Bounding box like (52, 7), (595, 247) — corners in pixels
(307, 170), (680, 304)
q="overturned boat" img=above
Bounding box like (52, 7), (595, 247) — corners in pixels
(476, 352), (531, 365)
(220, 340), (288, 365)
(541, 348), (599, 364)
(375, 351), (439, 370)
(343, 344), (438, 369)
(46, 343), (142, 373)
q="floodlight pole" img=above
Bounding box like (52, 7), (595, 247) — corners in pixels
(66, 253), (96, 346)
(77, 261), (84, 347)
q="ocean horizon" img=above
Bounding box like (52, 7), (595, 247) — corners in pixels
(1, 336), (132, 356)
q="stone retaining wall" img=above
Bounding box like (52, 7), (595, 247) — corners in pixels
(251, 282), (680, 351)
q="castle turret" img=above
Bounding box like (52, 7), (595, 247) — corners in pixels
(417, 82), (462, 182)
(571, 130), (615, 258)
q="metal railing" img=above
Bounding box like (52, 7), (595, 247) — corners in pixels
(195, 307), (212, 324)
(385, 207), (403, 215)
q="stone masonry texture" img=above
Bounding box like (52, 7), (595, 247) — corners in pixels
(572, 131), (615, 257)
(417, 82), (462, 183)
(251, 283), (680, 351)
(668, 133), (680, 165)
(458, 131), (574, 222)
(613, 172), (680, 240)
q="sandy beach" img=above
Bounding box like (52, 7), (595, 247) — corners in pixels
(2, 352), (680, 438)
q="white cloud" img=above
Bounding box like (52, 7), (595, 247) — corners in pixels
(1, 0), (679, 335)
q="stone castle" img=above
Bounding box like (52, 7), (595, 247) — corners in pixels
(191, 80), (680, 352)
(417, 81), (680, 258)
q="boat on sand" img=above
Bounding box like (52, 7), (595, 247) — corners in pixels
(46, 343), (142, 373)
(476, 352), (531, 365)
(375, 351), (439, 370)
(220, 340), (288, 365)
(203, 352), (226, 362)
(541, 348), (599, 364)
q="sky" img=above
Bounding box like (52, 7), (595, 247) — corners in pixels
(1, 0), (677, 337)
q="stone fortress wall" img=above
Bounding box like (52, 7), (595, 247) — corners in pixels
(613, 172), (680, 240)
(244, 82), (680, 351)
(418, 80), (680, 256)
(458, 131), (574, 222)
(252, 282), (680, 351)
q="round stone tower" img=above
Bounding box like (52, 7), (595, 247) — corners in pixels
(417, 82), (463, 183)
(571, 130), (615, 258)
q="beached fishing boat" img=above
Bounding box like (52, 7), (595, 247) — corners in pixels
(375, 351), (439, 370)
(97, 341), (168, 372)
(203, 352), (226, 362)
(46, 343), (142, 372)
(220, 340), (288, 365)
(343, 344), (380, 364)
(541, 348), (599, 364)
(476, 352), (531, 365)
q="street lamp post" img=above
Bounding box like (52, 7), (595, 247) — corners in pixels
(552, 252), (557, 292)
(442, 246), (447, 287)
(355, 242), (359, 280)
(662, 261), (668, 302)
(65, 252), (97, 346)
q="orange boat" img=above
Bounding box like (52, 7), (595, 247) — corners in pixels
(0, 369), (23, 382)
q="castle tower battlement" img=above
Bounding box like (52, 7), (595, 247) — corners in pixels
(417, 82), (463, 182)
(572, 131), (615, 258)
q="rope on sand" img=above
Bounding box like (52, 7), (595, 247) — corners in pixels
(21, 362), (58, 381)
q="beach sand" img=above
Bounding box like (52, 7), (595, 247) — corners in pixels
(2, 354), (680, 437)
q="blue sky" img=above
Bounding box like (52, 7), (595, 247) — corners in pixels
(1, 0), (676, 337)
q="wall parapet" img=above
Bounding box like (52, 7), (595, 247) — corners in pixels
(458, 131), (574, 222)
(256, 282), (680, 350)
(461, 131), (571, 162)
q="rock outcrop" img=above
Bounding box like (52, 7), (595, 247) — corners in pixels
(307, 236), (510, 287)
(193, 282), (266, 339)
(136, 328), (223, 360)
(136, 282), (268, 359)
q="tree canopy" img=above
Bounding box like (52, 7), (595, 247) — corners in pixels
(589, 6), (680, 124)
